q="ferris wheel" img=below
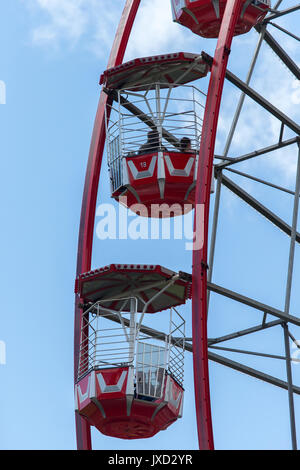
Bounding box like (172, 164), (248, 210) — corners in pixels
(73, 0), (300, 450)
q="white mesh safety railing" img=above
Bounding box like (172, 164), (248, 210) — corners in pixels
(77, 301), (137, 379)
(106, 83), (206, 192)
(77, 298), (186, 395)
(136, 341), (167, 399)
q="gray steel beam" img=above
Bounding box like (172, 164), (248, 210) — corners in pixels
(209, 344), (300, 362)
(269, 22), (300, 42)
(264, 4), (300, 22)
(255, 25), (300, 80)
(288, 330), (300, 350)
(208, 351), (300, 395)
(220, 174), (300, 243)
(225, 70), (300, 134)
(207, 281), (300, 327)
(282, 148), (300, 450)
(284, 148), (300, 315)
(214, 154), (237, 162)
(223, 26), (266, 158)
(208, 319), (282, 345)
(224, 167), (299, 196)
(174, 341), (300, 388)
(172, 344), (300, 395)
(207, 170), (222, 309)
(99, 308), (300, 395)
(283, 323), (298, 449)
(269, 0), (283, 12)
(217, 137), (298, 170)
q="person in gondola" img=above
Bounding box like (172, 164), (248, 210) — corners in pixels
(180, 136), (194, 153)
(139, 129), (167, 154)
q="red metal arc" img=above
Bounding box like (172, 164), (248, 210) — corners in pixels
(74, 0), (141, 451)
(192, 0), (244, 450)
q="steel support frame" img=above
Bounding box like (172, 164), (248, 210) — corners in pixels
(264, 3), (300, 22)
(221, 173), (300, 243)
(100, 309), (300, 396)
(268, 21), (300, 42)
(206, 4), (300, 448)
(208, 319), (283, 345)
(217, 137), (299, 170)
(281, 146), (300, 449)
(223, 166), (300, 196)
(222, 24), (266, 158)
(225, 70), (300, 135)
(255, 24), (300, 80)
(208, 141), (300, 453)
(207, 282), (300, 328)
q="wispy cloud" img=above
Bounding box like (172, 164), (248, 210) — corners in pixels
(23, 0), (202, 57)
(124, 0), (201, 59)
(24, 0), (122, 53)
(27, 0), (90, 45)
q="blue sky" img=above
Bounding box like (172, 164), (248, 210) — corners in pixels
(0, 0), (300, 450)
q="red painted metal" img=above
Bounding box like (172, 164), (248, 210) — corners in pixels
(100, 52), (210, 90)
(75, 368), (184, 439)
(171, 0), (270, 38)
(192, 0), (244, 450)
(74, 0), (141, 450)
(76, 264), (192, 312)
(112, 151), (198, 217)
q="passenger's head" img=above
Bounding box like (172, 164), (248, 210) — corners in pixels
(180, 137), (192, 151)
(148, 130), (160, 148)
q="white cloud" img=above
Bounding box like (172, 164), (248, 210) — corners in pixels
(24, 0), (122, 53)
(124, 0), (201, 60)
(24, 0), (210, 58)
(28, 0), (90, 44)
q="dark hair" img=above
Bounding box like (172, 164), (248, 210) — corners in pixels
(180, 137), (191, 151)
(148, 130), (160, 146)
(148, 130), (159, 139)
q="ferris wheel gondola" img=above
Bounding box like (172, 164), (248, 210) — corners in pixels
(74, 0), (300, 450)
